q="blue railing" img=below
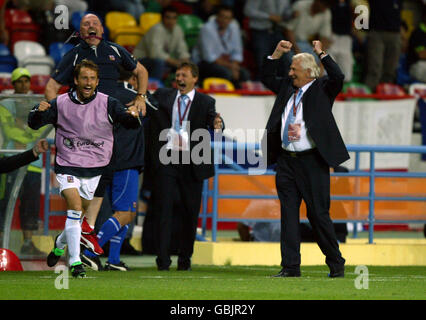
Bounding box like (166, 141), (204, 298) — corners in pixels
(200, 143), (426, 244)
(43, 142), (426, 243)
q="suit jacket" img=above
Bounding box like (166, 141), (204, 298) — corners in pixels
(0, 149), (38, 174)
(261, 55), (350, 167)
(147, 87), (217, 181)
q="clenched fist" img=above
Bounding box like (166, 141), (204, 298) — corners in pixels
(271, 40), (293, 59)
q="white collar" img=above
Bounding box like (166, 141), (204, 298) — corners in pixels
(299, 79), (316, 93)
(177, 88), (196, 101)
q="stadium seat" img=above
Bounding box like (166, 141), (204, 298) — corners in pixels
(409, 83), (426, 97)
(112, 27), (144, 47)
(0, 44), (11, 56)
(139, 12), (161, 35)
(106, 11), (138, 40)
(9, 23), (40, 50)
(203, 77), (235, 91)
(171, 1), (193, 14)
(13, 41), (46, 66)
(177, 14), (203, 50)
(396, 54), (416, 86)
(49, 42), (74, 66)
(21, 56), (55, 75)
(71, 11), (87, 31)
(148, 77), (164, 91)
(0, 72), (12, 88)
(4, 9), (33, 28)
(343, 82), (371, 95)
(376, 83), (406, 96)
(31, 74), (50, 87)
(0, 55), (17, 73)
(5, 9), (40, 50)
(240, 81), (267, 92)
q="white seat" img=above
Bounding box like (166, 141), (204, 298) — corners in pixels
(409, 83), (426, 97)
(21, 56), (55, 75)
(13, 40), (46, 66)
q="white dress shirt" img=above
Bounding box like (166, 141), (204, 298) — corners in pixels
(281, 80), (316, 151)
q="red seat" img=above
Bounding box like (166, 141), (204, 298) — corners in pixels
(5, 9), (33, 28)
(171, 1), (193, 14)
(9, 23), (40, 50)
(376, 83), (406, 96)
(31, 74), (50, 87)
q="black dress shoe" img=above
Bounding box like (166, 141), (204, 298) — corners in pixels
(272, 269), (301, 278)
(157, 266), (170, 271)
(156, 257), (170, 271)
(328, 269), (345, 278)
(177, 265), (192, 271)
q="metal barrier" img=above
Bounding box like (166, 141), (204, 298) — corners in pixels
(41, 142), (426, 244)
(200, 143), (426, 244)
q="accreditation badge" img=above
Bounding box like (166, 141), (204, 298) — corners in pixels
(288, 123), (301, 142)
(166, 128), (190, 151)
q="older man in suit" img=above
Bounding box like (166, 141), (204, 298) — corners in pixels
(261, 40), (348, 278)
(147, 62), (223, 271)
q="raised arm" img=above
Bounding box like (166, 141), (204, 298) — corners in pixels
(260, 40), (293, 94)
(312, 40), (344, 99)
(28, 100), (58, 130)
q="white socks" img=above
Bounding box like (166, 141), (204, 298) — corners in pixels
(65, 210), (82, 266)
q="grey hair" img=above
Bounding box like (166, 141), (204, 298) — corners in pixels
(292, 53), (320, 78)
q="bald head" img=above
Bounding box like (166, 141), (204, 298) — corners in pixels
(80, 14), (104, 46)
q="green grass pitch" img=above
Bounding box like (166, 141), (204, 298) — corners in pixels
(0, 265), (425, 300)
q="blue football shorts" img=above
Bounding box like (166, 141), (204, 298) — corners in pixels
(110, 169), (139, 212)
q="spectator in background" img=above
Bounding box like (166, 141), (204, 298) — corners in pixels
(285, 0), (332, 62)
(243, 0), (293, 79)
(407, 7), (426, 83)
(194, 0), (217, 22)
(364, 0), (402, 91)
(134, 5), (190, 80)
(108, 0), (145, 20)
(327, 0), (354, 83)
(192, 5), (250, 88)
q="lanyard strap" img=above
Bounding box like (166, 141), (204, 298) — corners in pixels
(292, 89), (302, 117)
(178, 96), (191, 126)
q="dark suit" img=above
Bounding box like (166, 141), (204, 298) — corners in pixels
(147, 87), (217, 269)
(261, 55), (349, 274)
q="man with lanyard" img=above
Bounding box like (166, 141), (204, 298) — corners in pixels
(43, 13), (149, 257)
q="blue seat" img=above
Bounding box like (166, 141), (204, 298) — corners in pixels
(71, 11), (86, 31)
(49, 42), (74, 66)
(0, 44), (11, 56)
(148, 77), (164, 90)
(0, 55), (17, 73)
(396, 54), (416, 86)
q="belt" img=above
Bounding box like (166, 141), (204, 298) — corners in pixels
(281, 148), (316, 158)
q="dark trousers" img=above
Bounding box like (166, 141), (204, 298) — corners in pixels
(275, 149), (345, 272)
(153, 164), (203, 269)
